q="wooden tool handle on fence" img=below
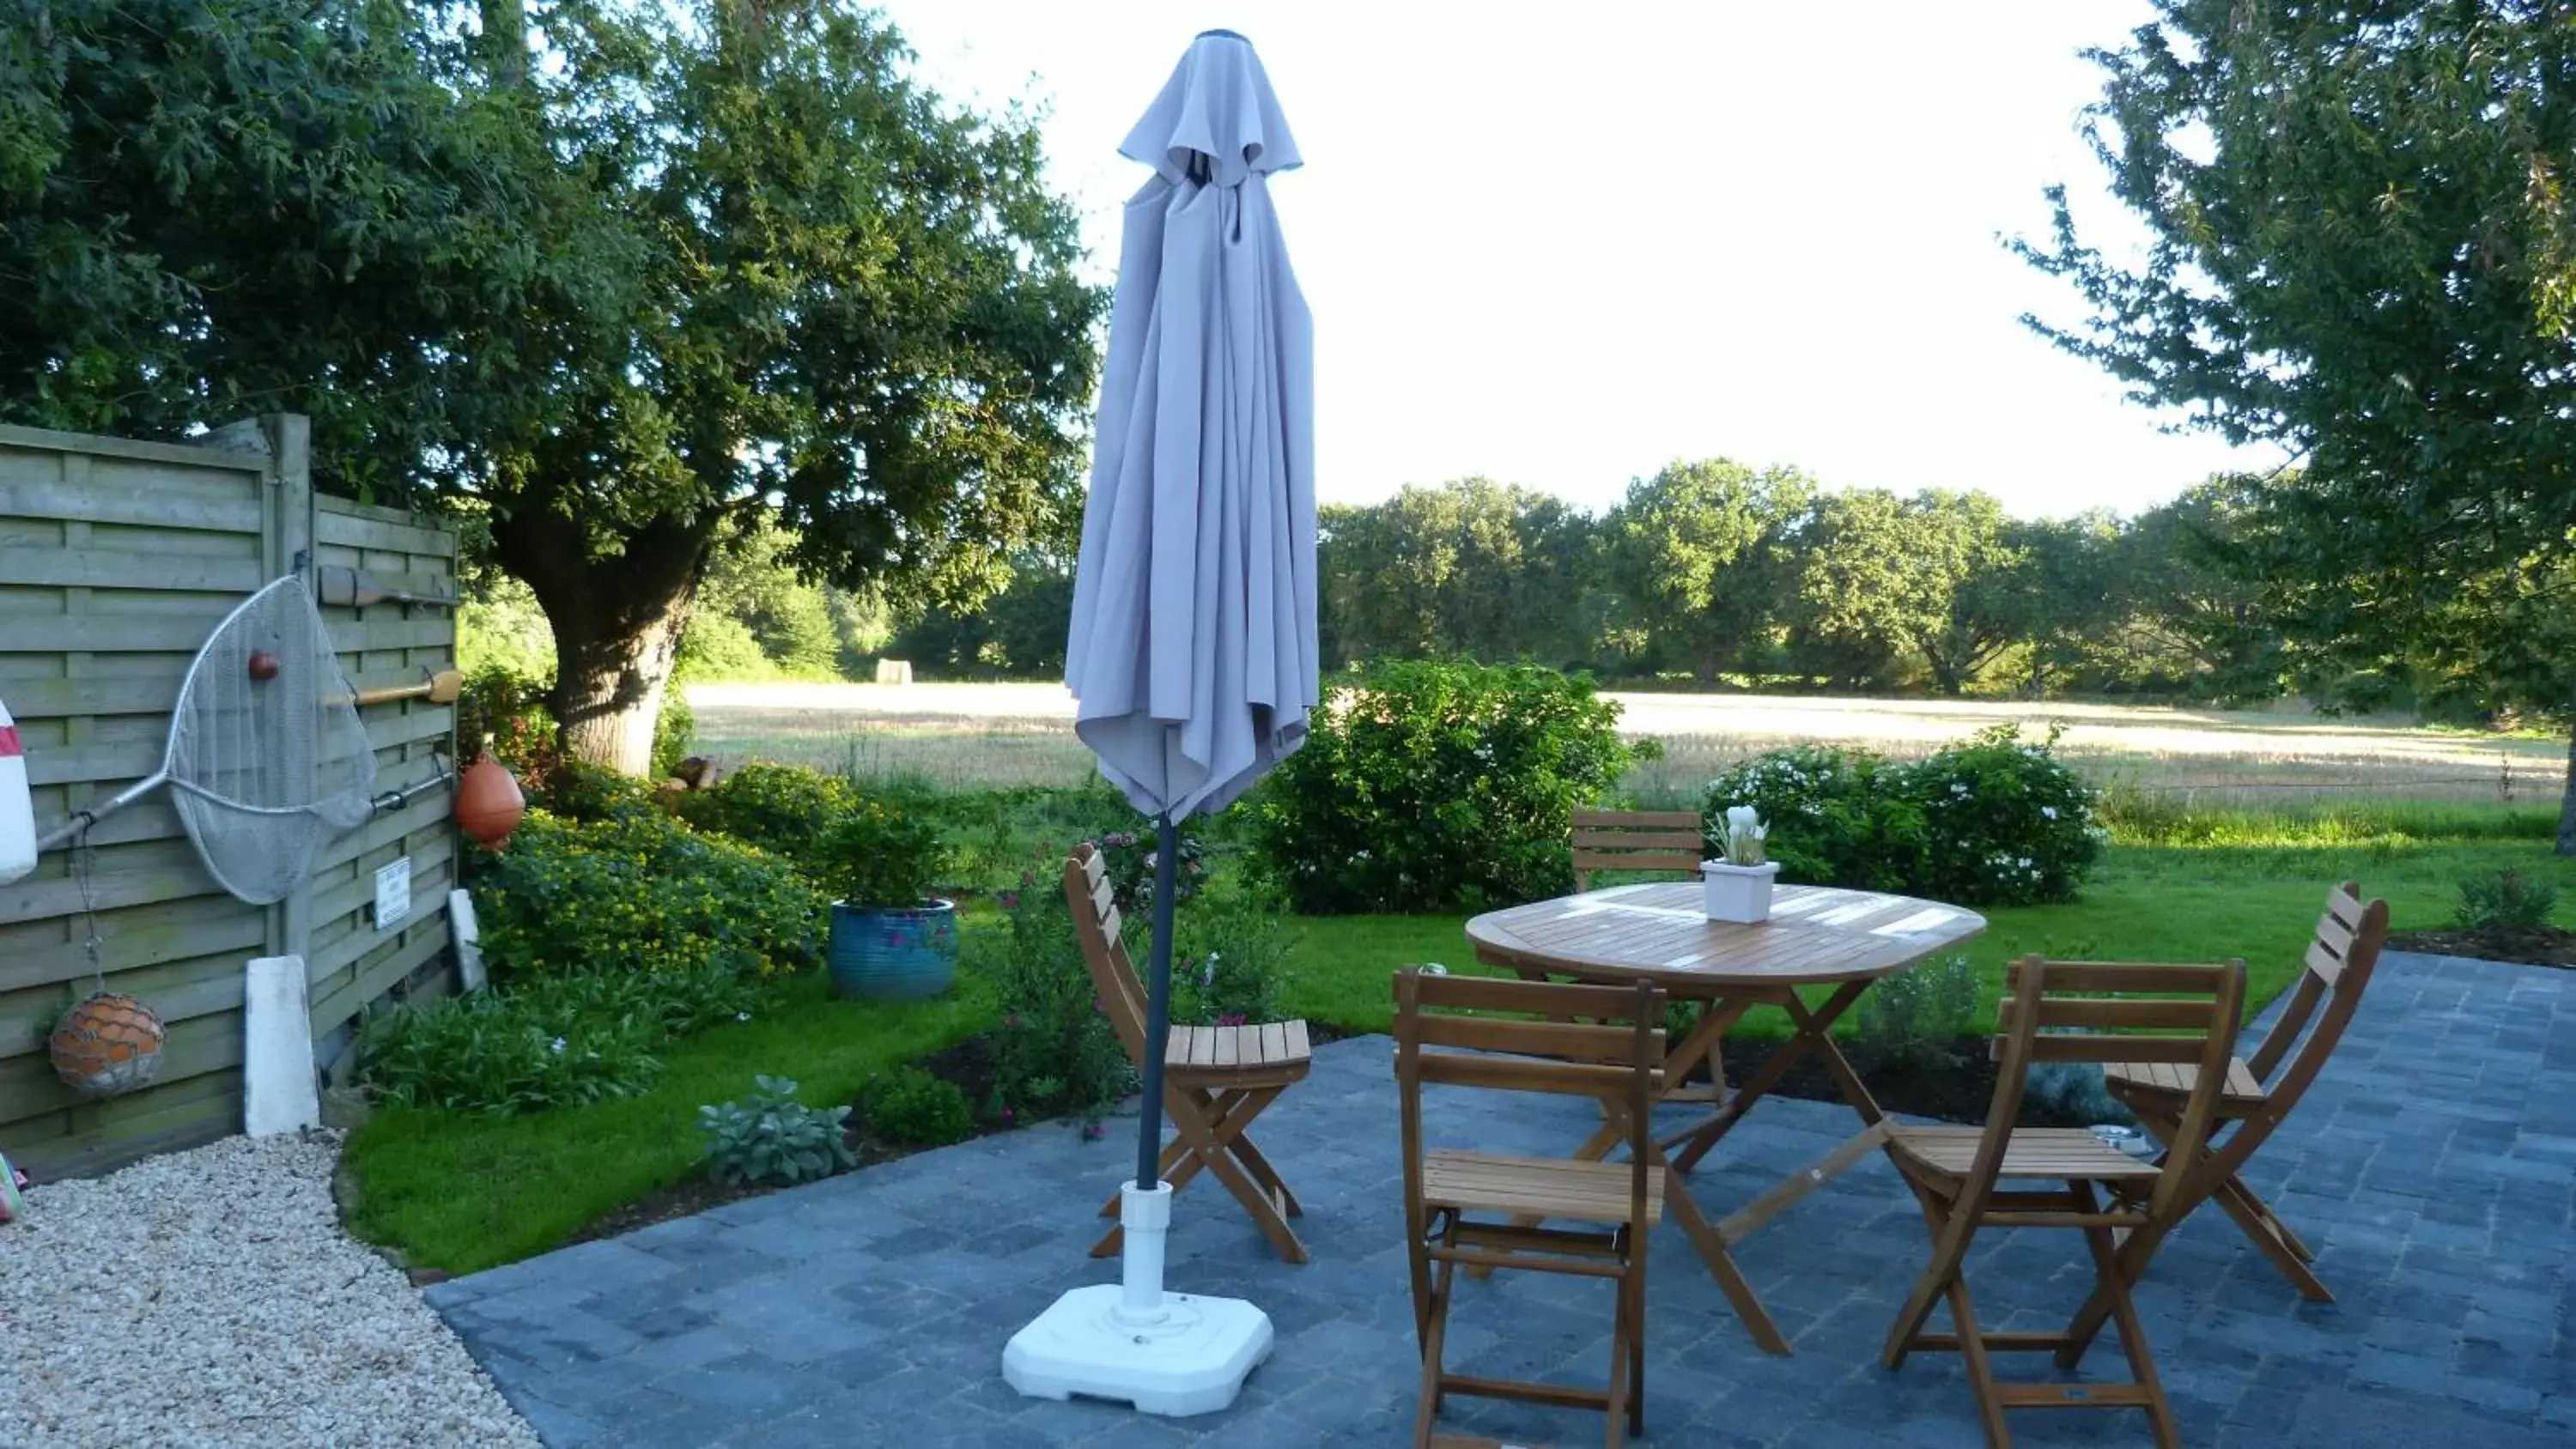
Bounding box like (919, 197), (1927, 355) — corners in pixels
(349, 668), (464, 708)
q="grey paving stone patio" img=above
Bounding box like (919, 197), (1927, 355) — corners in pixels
(427, 950), (2576, 1446)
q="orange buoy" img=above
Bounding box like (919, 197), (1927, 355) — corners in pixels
(455, 757), (526, 849)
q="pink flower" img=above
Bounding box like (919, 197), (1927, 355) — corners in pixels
(1000, 1103), (1016, 1125)
(1218, 1013), (1248, 1028)
(1092, 997), (1106, 1016)
(1081, 1121), (1106, 1142)
(1005, 1012), (1023, 1029)
(998, 891), (1020, 911)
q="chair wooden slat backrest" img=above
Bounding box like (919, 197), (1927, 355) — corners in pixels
(2243, 881), (2389, 1089)
(1394, 969), (1667, 1252)
(1978, 957), (2247, 1223)
(1571, 808), (1704, 892)
(1064, 843), (1151, 1064)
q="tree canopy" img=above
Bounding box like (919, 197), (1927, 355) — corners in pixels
(2018, 0), (2576, 848)
(2, 0), (1103, 772)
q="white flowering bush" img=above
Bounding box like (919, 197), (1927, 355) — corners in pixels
(1701, 745), (1929, 892)
(1703, 726), (2102, 906)
(1892, 724), (2103, 906)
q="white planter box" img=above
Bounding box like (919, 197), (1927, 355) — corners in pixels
(1701, 860), (1779, 923)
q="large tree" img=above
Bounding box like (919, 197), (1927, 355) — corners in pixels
(1316, 479), (1592, 667)
(2020, 0), (2576, 850)
(479, 0), (1102, 769)
(0, 0), (602, 494)
(2, 0), (1101, 773)
(1601, 459), (1814, 683)
(1789, 488), (2020, 694)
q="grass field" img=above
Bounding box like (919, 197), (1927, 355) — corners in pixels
(690, 681), (2566, 809)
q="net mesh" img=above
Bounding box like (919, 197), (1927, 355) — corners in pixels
(167, 576), (378, 904)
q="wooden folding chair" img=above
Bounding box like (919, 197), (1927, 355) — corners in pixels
(2087, 881), (2390, 1312)
(1394, 967), (1666, 1449)
(1064, 844), (1313, 1264)
(1882, 955), (2245, 1449)
(1570, 808), (1704, 893)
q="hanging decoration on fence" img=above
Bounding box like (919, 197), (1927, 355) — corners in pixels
(454, 756), (526, 850)
(46, 833), (166, 1100)
(36, 574), (377, 904)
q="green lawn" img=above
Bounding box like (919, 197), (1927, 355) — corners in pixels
(343, 815), (2573, 1277)
(342, 970), (988, 1276)
(1279, 833), (2576, 1037)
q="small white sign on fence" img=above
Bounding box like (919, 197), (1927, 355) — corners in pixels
(374, 858), (411, 931)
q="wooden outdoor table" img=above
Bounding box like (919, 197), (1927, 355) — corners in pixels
(1464, 880), (1985, 1355)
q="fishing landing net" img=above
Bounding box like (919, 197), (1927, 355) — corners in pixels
(51, 576), (379, 904)
(169, 575), (378, 903)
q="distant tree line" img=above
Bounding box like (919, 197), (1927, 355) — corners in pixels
(875, 460), (2455, 716)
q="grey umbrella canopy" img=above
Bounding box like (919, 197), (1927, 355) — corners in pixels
(1063, 27), (1318, 1196)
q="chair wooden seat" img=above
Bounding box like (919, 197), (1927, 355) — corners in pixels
(2102, 1057), (2265, 1110)
(1881, 956), (2248, 1448)
(1424, 1150), (1667, 1226)
(1166, 1021), (1313, 1081)
(1398, 969), (1668, 1446)
(1890, 1125), (2161, 1181)
(2078, 882), (2390, 1323)
(1066, 843), (1313, 1264)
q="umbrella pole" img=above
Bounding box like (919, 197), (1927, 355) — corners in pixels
(1113, 813), (1182, 1323)
(1134, 813), (1181, 1192)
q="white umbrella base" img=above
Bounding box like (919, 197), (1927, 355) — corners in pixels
(1002, 1182), (1272, 1416)
(1001, 1282), (1273, 1416)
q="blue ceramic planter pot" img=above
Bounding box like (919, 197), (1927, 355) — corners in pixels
(827, 899), (958, 1002)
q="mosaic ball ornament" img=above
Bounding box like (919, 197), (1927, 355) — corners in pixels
(49, 991), (167, 1098)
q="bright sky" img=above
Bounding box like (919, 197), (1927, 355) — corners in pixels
(873, 0), (2278, 520)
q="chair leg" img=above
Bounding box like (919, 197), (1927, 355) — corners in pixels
(1945, 1270), (2014, 1449)
(2134, 1103), (2330, 1300)
(2075, 1182), (2179, 1449)
(1625, 1252), (1648, 1439)
(1882, 1173), (1968, 1370)
(2208, 1172), (2330, 1299)
(1413, 1258), (1455, 1447)
(1228, 1128), (1303, 1216)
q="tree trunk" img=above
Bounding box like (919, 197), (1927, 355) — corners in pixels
(2559, 724), (2575, 857)
(494, 507), (711, 776)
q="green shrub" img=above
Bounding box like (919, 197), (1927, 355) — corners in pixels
(356, 961), (764, 1116)
(1246, 660), (1646, 913)
(1170, 889), (1295, 1027)
(1891, 725), (2105, 906)
(470, 810), (828, 981)
(2455, 867), (2559, 931)
(1703, 725), (2104, 906)
(526, 758), (661, 822)
(653, 688), (696, 779)
(1703, 745), (1928, 893)
(1090, 817), (1206, 916)
(359, 992), (654, 1116)
(1858, 953), (1976, 1069)
(456, 664), (555, 767)
(975, 872), (1133, 1126)
(675, 761), (860, 861)
(698, 1075), (856, 1186)
(858, 1066), (977, 1147)
(2023, 1061), (2133, 1127)
(814, 799), (950, 906)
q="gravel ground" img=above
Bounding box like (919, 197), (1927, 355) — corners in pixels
(0, 1131), (539, 1448)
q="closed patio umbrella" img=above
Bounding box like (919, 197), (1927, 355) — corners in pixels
(1004, 27), (1317, 1417)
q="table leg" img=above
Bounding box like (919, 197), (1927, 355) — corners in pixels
(1670, 980), (1874, 1174)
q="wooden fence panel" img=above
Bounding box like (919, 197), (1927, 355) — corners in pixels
(0, 418), (459, 1179)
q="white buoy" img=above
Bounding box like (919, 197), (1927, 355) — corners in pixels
(0, 694), (33, 886)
